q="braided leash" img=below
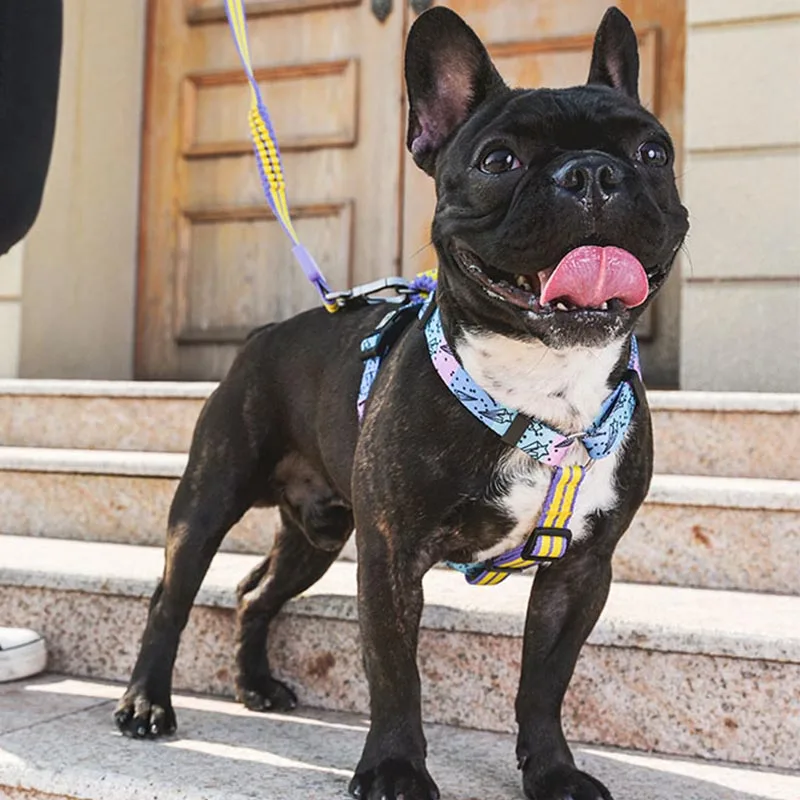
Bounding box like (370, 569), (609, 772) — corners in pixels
(224, 0), (337, 311)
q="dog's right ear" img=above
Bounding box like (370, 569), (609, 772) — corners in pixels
(405, 7), (507, 176)
(587, 7), (640, 101)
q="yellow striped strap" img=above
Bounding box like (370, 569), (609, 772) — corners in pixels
(463, 465), (585, 586)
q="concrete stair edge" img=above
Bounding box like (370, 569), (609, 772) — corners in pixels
(2, 676), (799, 800)
(2, 378), (799, 412)
(1, 446), (798, 510)
(0, 378), (218, 398)
(4, 537), (798, 768)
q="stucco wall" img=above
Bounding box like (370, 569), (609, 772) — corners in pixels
(17, 0), (146, 379)
(0, 244), (24, 377)
(680, 0), (800, 390)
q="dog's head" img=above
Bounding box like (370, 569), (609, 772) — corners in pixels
(406, 7), (689, 348)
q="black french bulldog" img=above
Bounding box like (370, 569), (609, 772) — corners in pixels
(115, 7), (688, 800)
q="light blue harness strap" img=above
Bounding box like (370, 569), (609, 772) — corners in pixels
(422, 300), (641, 466)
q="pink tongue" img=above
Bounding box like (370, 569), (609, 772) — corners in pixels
(539, 246), (649, 308)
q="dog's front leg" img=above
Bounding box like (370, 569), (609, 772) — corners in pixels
(348, 520), (440, 800)
(516, 536), (615, 800)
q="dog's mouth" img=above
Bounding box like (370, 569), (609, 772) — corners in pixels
(454, 245), (650, 316)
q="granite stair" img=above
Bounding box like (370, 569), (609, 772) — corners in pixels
(1, 379), (799, 795)
(1, 379), (798, 478)
(0, 446), (798, 593)
(1, 535), (799, 772)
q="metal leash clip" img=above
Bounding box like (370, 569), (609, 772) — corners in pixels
(324, 277), (415, 309)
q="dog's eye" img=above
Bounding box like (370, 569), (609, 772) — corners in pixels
(638, 141), (670, 167)
(479, 148), (522, 174)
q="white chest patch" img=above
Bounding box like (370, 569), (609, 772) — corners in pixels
(457, 330), (625, 561)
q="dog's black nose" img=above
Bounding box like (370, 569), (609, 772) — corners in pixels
(554, 156), (623, 205)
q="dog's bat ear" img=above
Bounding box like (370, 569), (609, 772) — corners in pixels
(587, 7), (640, 102)
(405, 7), (507, 176)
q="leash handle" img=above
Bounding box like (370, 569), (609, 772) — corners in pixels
(223, 0), (336, 312)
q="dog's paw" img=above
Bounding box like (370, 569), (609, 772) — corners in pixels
(237, 676), (298, 712)
(113, 687), (177, 739)
(348, 758), (440, 800)
(524, 764), (612, 800)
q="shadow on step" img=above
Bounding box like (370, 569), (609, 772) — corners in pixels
(0, 676), (796, 800)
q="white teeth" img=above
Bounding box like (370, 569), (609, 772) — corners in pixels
(515, 276), (533, 292)
(556, 301), (568, 311)
(599, 301), (608, 311)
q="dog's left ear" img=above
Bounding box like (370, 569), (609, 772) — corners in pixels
(587, 7), (640, 102)
(405, 7), (508, 175)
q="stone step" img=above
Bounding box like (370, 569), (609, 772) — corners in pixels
(0, 379), (211, 453)
(0, 446), (281, 558)
(1, 380), (798, 479)
(650, 390), (800, 480)
(1, 536), (798, 771)
(2, 677), (799, 800)
(1, 446), (798, 594)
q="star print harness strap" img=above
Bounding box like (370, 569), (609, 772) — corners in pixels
(420, 297), (643, 585)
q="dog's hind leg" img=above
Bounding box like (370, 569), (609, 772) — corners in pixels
(234, 504), (352, 711)
(114, 381), (272, 739)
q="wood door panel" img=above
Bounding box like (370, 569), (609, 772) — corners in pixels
(186, 0), (362, 24)
(137, 0), (402, 379)
(492, 30), (657, 110)
(183, 59), (359, 158)
(175, 202), (352, 341)
(184, 7), (366, 75)
(401, 1), (684, 383)
(140, 0), (682, 382)
(184, 150), (349, 208)
(443, 0), (617, 40)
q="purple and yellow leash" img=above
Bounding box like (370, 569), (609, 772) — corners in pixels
(223, 0), (337, 312)
(224, 0), (436, 311)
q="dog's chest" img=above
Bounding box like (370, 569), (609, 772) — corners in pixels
(457, 330), (624, 561)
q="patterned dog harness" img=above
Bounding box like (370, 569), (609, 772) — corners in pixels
(358, 292), (643, 586)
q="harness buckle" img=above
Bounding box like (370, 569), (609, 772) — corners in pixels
(359, 303), (421, 361)
(520, 527), (573, 563)
(623, 367), (646, 409)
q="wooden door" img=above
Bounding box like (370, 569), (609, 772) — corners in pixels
(136, 0), (405, 379)
(401, 0), (686, 387)
(137, 0), (684, 385)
